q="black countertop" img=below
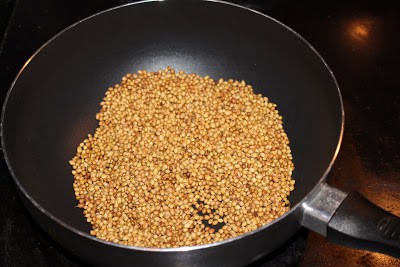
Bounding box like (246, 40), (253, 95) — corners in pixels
(0, 0), (399, 266)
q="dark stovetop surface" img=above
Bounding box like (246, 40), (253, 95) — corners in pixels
(0, 0), (399, 266)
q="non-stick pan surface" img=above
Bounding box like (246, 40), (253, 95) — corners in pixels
(2, 0), (341, 228)
(2, 1), (398, 266)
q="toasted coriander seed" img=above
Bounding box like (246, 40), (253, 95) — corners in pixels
(70, 67), (295, 248)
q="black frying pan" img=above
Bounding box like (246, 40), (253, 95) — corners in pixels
(1, 1), (399, 266)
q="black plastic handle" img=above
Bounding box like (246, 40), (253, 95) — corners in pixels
(327, 191), (400, 258)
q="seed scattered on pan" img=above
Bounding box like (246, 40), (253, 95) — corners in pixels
(70, 67), (295, 248)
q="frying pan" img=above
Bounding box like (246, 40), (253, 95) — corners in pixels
(1, 0), (399, 265)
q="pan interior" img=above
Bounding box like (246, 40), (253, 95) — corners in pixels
(2, 1), (342, 233)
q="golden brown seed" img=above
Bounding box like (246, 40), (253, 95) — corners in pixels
(70, 67), (295, 248)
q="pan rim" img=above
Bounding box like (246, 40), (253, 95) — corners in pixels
(0, 0), (344, 253)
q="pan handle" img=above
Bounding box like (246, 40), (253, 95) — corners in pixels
(301, 183), (400, 258)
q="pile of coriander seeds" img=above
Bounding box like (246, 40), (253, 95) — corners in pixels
(70, 67), (295, 248)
